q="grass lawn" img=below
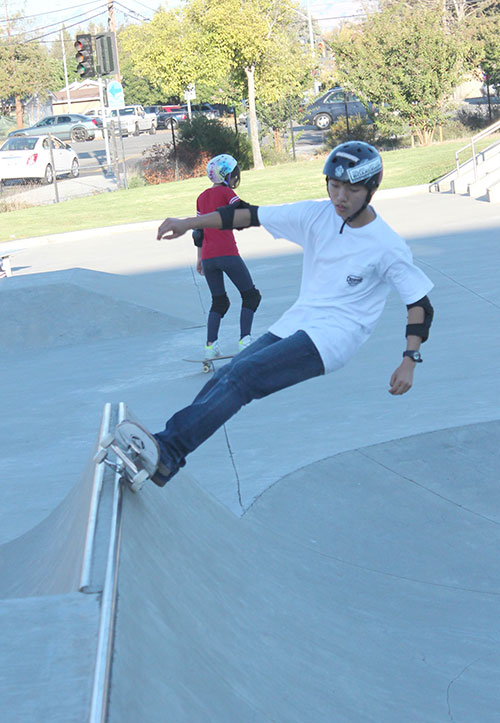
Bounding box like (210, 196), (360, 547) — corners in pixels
(1, 136), (497, 243)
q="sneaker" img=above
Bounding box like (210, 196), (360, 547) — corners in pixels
(205, 341), (221, 359)
(238, 335), (253, 351)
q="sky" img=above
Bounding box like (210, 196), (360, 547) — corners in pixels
(4, 0), (364, 42)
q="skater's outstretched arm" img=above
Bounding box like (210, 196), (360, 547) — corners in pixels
(157, 208), (252, 240)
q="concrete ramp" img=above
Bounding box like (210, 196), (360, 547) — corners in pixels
(0, 270), (198, 353)
(108, 420), (500, 722)
(0, 406), (118, 723)
(0, 456), (95, 599)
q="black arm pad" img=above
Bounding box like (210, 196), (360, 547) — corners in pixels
(192, 229), (204, 248)
(217, 199), (260, 230)
(406, 295), (434, 342)
(237, 199), (260, 227)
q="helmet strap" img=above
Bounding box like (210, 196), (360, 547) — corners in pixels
(339, 188), (373, 234)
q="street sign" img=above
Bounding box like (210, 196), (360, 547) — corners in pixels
(107, 80), (125, 109)
(184, 83), (196, 101)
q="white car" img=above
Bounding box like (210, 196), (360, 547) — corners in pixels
(0, 135), (79, 185)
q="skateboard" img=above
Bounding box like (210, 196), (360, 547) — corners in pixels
(183, 355), (234, 374)
(94, 419), (160, 492)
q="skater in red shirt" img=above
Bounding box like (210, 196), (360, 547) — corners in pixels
(193, 154), (261, 359)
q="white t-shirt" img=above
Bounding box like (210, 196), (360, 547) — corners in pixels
(258, 200), (434, 374)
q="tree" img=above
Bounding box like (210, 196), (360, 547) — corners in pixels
(0, 35), (55, 126)
(330, 0), (473, 144)
(185, 0), (311, 168)
(119, 10), (198, 101)
(476, 12), (500, 94)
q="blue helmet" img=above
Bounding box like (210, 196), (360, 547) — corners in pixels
(323, 141), (382, 191)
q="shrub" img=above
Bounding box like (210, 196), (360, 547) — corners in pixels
(141, 116), (252, 184)
(324, 115), (376, 147)
(127, 173), (147, 188)
(454, 105), (500, 132)
(177, 115), (252, 169)
(141, 143), (212, 184)
(324, 115), (410, 151)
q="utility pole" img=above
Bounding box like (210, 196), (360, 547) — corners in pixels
(3, 0), (22, 126)
(107, 0), (121, 81)
(60, 25), (71, 112)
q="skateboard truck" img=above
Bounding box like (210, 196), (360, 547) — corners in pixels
(94, 432), (149, 492)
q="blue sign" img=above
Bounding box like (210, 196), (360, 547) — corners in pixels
(107, 80), (125, 109)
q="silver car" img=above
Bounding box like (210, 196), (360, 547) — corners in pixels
(8, 113), (97, 142)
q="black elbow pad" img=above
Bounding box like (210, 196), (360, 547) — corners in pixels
(406, 295), (434, 342)
(236, 199), (260, 227)
(217, 199), (260, 230)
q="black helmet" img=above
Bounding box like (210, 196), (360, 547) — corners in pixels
(323, 141), (382, 191)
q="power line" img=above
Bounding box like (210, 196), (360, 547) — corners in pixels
(114, 0), (151, 21)
(22, 9), (108, 44)
(7, 3), (106, 39)
(0, 0), (104, 24)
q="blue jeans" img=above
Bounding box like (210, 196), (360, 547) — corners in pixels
(154, 331), (325, 481)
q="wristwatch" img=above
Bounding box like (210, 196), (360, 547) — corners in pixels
(403, 350), (423, 363)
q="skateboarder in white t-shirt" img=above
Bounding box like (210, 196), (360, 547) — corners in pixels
(112, 141), (435, 488)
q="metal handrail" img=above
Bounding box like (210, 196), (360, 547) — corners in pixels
(88, 402), (125, 723)
(80, 402), (112, 592)
(455, 118), (500, 182)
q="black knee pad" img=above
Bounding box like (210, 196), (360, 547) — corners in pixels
(210, 293), (230, 317)
(241, 287), (261, 312)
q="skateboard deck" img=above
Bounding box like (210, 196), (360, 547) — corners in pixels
(94, 419), (160, 492)
(183, 355), (234, 373)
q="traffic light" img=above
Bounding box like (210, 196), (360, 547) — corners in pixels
(95, 32), (118, 76)
(74, 34), (95, 79)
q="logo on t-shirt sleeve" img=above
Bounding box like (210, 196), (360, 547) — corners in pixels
(346, 274), (363, 286)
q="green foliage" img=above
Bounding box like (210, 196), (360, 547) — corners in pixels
(127, 174), (147, 189)
(324, 115), (376, 147)
(177, 116), (252, 169)
(120, 61), (163, 106)
(331, 0), (473, 145)
(477, 14), (500, 91)
(0, 36), (55, 102)
(324, 114), (408, 151)
(256, 97), (300, 145)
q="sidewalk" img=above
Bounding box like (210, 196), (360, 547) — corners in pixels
(1, 173), (119, 209)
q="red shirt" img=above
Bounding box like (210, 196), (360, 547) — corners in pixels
(197, 185), (240, 259)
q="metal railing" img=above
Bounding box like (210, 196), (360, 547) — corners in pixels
(455, 118), (500, 182)
(88, 402), (125, 723)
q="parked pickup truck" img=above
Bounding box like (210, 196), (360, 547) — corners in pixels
(108, 105), (156, 136)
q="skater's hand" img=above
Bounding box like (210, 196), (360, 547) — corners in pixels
(196, 259), (204, 276)
(388, 359), (415, 396)
(157, 217), (190, 240)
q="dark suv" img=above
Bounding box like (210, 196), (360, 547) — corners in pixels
(156, 106), (188, 129)
(301, 87), (369, 130)
(181, 103), (220, 120)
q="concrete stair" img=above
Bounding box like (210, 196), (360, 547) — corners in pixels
(430, 119), (500, 202)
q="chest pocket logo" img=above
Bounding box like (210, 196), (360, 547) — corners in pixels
(346, 274), (363, 286)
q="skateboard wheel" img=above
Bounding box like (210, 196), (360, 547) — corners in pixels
(101, 432), (115, 448)
(94, 448), (108, 464)
(202, 362), (212, 373)
(130, 469), (149, 492)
